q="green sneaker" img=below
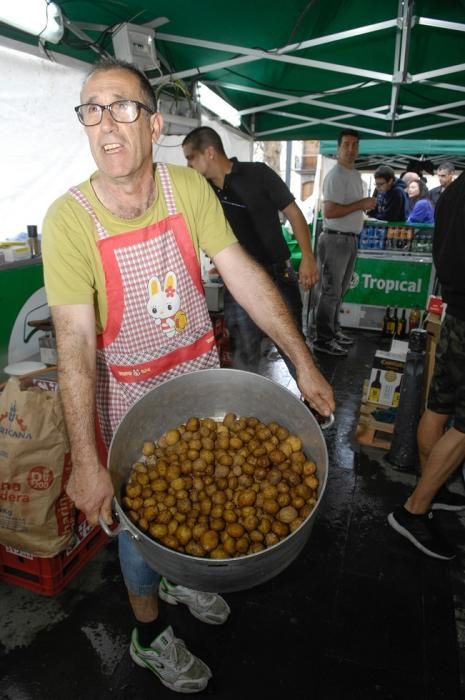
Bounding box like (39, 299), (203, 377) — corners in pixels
(159, 577), (231, 624)
(129, 626), (212, 694)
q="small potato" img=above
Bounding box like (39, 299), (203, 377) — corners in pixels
(136, 472), (150, 486)
(303, 460), (317, 476)
(235, 537), (249, 554)
(223, 412), (236, 427)
(185, 541), (205, 557)
(230, 436), (243, 450)
(144, 506), (158, 521)
(286, 435), (302, 452)
(258, 517), (272, 535)
(138, 518), (149, 531)
(223, 536), (237, 556)
(295, 483), (312, 500)
(267, 469), (282, 485)
(237, 489), (256, 507)
(261, 484), (278, 500)
(199, 498), (212, 515)
(263, 499), (280, 515)
(200, 449), (214, 464)
(162, 534), (180, 550)
(164, 494), (176, 507)
(250, 529), (264, 543)
(227, 522), (245, 539)
(193, 523), (208, 540)
(171, 477), (186, 491)
(249, 542), (265, 554)
(269, 449), (286, 465)
(149, 523), (168, 539)
(131, 497), (143, 510)
(165, 429), (181, 446)
(272, 520), (289, 537)
(186, 417), (200, 432)
(210, 517), (225, 532)
(212, 491), (227, 505)
(142, 441), (155, 456)
(265, 532), (279, 547)
(290, 517), (305, 532)
(219, 454), (234, 466)
(210, 547), (228, 559)
(277, 493), (291, 507)
(152, 478), (168, 492)
(200, 530), (219, 552)
(176, 524), (192, 546)
(242, 515), (259, 531)
(215, 464), (230, 479)
(277, 506), (298, 524)
(223, 509), (238, 523)
(192, 458), (207, 473)
(291, 495), (306, 510)
(210, 504), (224, 519)
(300, 503), (314, 519)
(304, 475), (319, 490)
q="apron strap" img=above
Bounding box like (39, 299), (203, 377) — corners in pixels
(68, 186), (109, 240)
(157, 163), (177, 217)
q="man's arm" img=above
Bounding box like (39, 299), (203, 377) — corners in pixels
(324, 196), (376, 219)
(213, 243), (335, 417)
(282, 201), (319, 289)
(51, 304), (113, 526)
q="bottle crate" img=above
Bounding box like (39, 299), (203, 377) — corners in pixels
(0, 512), (107, 596)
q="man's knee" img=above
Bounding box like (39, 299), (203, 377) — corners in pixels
(417, 408), (449, 454)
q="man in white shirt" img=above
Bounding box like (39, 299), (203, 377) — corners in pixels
(313, 129), (376, 356)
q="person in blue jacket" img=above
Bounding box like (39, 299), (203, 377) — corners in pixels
(406, 180), (434, 224)
(368, 165), (408, 221)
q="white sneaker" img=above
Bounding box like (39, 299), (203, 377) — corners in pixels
(130, 626), (212, 694)
(159, 577), (231, 625)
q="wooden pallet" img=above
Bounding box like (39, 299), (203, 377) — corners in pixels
(355, 381), (395, 450)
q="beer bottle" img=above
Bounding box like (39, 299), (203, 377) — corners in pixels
(383, 306), (391, 336)
(393, 307), (399, 336)
(387, 309), (396, 337)
(392, 378), (402, 407)
(408, 306), (421, 333)
(368, 370), (382, 403)
(398, 309), (407, 339)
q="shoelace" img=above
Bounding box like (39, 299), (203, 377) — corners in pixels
(161, 637), (192, 671)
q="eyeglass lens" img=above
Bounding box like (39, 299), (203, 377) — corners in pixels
(77, 100), (140, 125)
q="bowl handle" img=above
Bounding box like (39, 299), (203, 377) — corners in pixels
(301, 398), (335, 430)
(98, 498), (129, 538)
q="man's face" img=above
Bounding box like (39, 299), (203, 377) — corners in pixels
(374, 177), (393, 193)
(337, 135), (359, 166)
(79, 68), (162, 182)
(438, 168), (454, 188)
(182, 143), (212, 177)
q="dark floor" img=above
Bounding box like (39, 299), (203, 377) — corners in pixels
(1, 330), (464, 700)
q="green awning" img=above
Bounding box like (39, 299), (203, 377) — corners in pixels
(1, 0), (465, 142)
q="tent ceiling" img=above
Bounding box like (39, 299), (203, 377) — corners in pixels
(1, 0), (465, 142)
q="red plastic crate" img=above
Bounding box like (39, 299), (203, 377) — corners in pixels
(0, 513), (108, 596)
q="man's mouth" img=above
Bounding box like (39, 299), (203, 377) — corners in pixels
(102, 143), (123, 153)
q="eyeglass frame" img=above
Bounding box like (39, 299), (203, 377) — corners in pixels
(74, 99), (155, 126)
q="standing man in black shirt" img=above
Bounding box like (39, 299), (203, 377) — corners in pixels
(182, 126), (318, 380)
(388, 171), (465, 560)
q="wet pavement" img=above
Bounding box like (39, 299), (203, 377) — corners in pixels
(1, 330), (464, 700)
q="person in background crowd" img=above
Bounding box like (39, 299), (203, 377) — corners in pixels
(406, 180), (434, 224)
(313, 129), (376, 356)
(42, 59), (335, 695)
(388, 171), (465, 560)
(182, 126), (319, 380)
(430, 161), (456, 207)
(368, 165), (408, 222)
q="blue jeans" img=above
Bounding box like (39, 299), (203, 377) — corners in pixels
(315, 233), (358, 342)
(118, 532), (161, 596)
(223, 262), (303, 381)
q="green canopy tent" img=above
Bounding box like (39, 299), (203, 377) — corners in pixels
(320, 139), (465, 170)
(1, 0), (465, 144)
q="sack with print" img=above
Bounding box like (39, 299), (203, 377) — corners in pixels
(0, 377), (74, 556)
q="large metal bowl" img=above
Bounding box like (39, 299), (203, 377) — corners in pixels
(106, 368), (328, 592)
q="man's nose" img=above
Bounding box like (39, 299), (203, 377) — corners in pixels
(100, 107), (116, 129)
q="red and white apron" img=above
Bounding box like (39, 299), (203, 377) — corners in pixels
(69, 163), (219, 449)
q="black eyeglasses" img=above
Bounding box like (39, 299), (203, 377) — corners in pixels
(74, 99), (154, 126)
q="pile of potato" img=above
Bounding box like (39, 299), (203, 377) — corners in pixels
(122, 413), (319, 559)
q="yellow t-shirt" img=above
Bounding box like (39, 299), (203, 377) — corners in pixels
(42, 164), (236, 332)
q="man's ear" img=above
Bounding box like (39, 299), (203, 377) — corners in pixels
(205, 145), (216, 160)
(150, 112), (164, 143)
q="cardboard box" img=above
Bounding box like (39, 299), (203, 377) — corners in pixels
(367, 349), (406, 407)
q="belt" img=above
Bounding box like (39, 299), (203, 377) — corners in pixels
(323, 229), (357, 236)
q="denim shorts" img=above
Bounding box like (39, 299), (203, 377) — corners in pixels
(118, 532), (161, 596)
(427, 313), (465, 433)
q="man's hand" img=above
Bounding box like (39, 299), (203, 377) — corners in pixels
(296, 364), (335, 418)
(66, 464), (114, 527)
(298, 257), (319, 289)
(363, 196), (377, 211)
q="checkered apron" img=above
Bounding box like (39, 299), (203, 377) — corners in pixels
(69, 163), (219, 448)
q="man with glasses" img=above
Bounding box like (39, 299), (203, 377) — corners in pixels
(368, 165), (408, 222)
(42, 58), (335, 694)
